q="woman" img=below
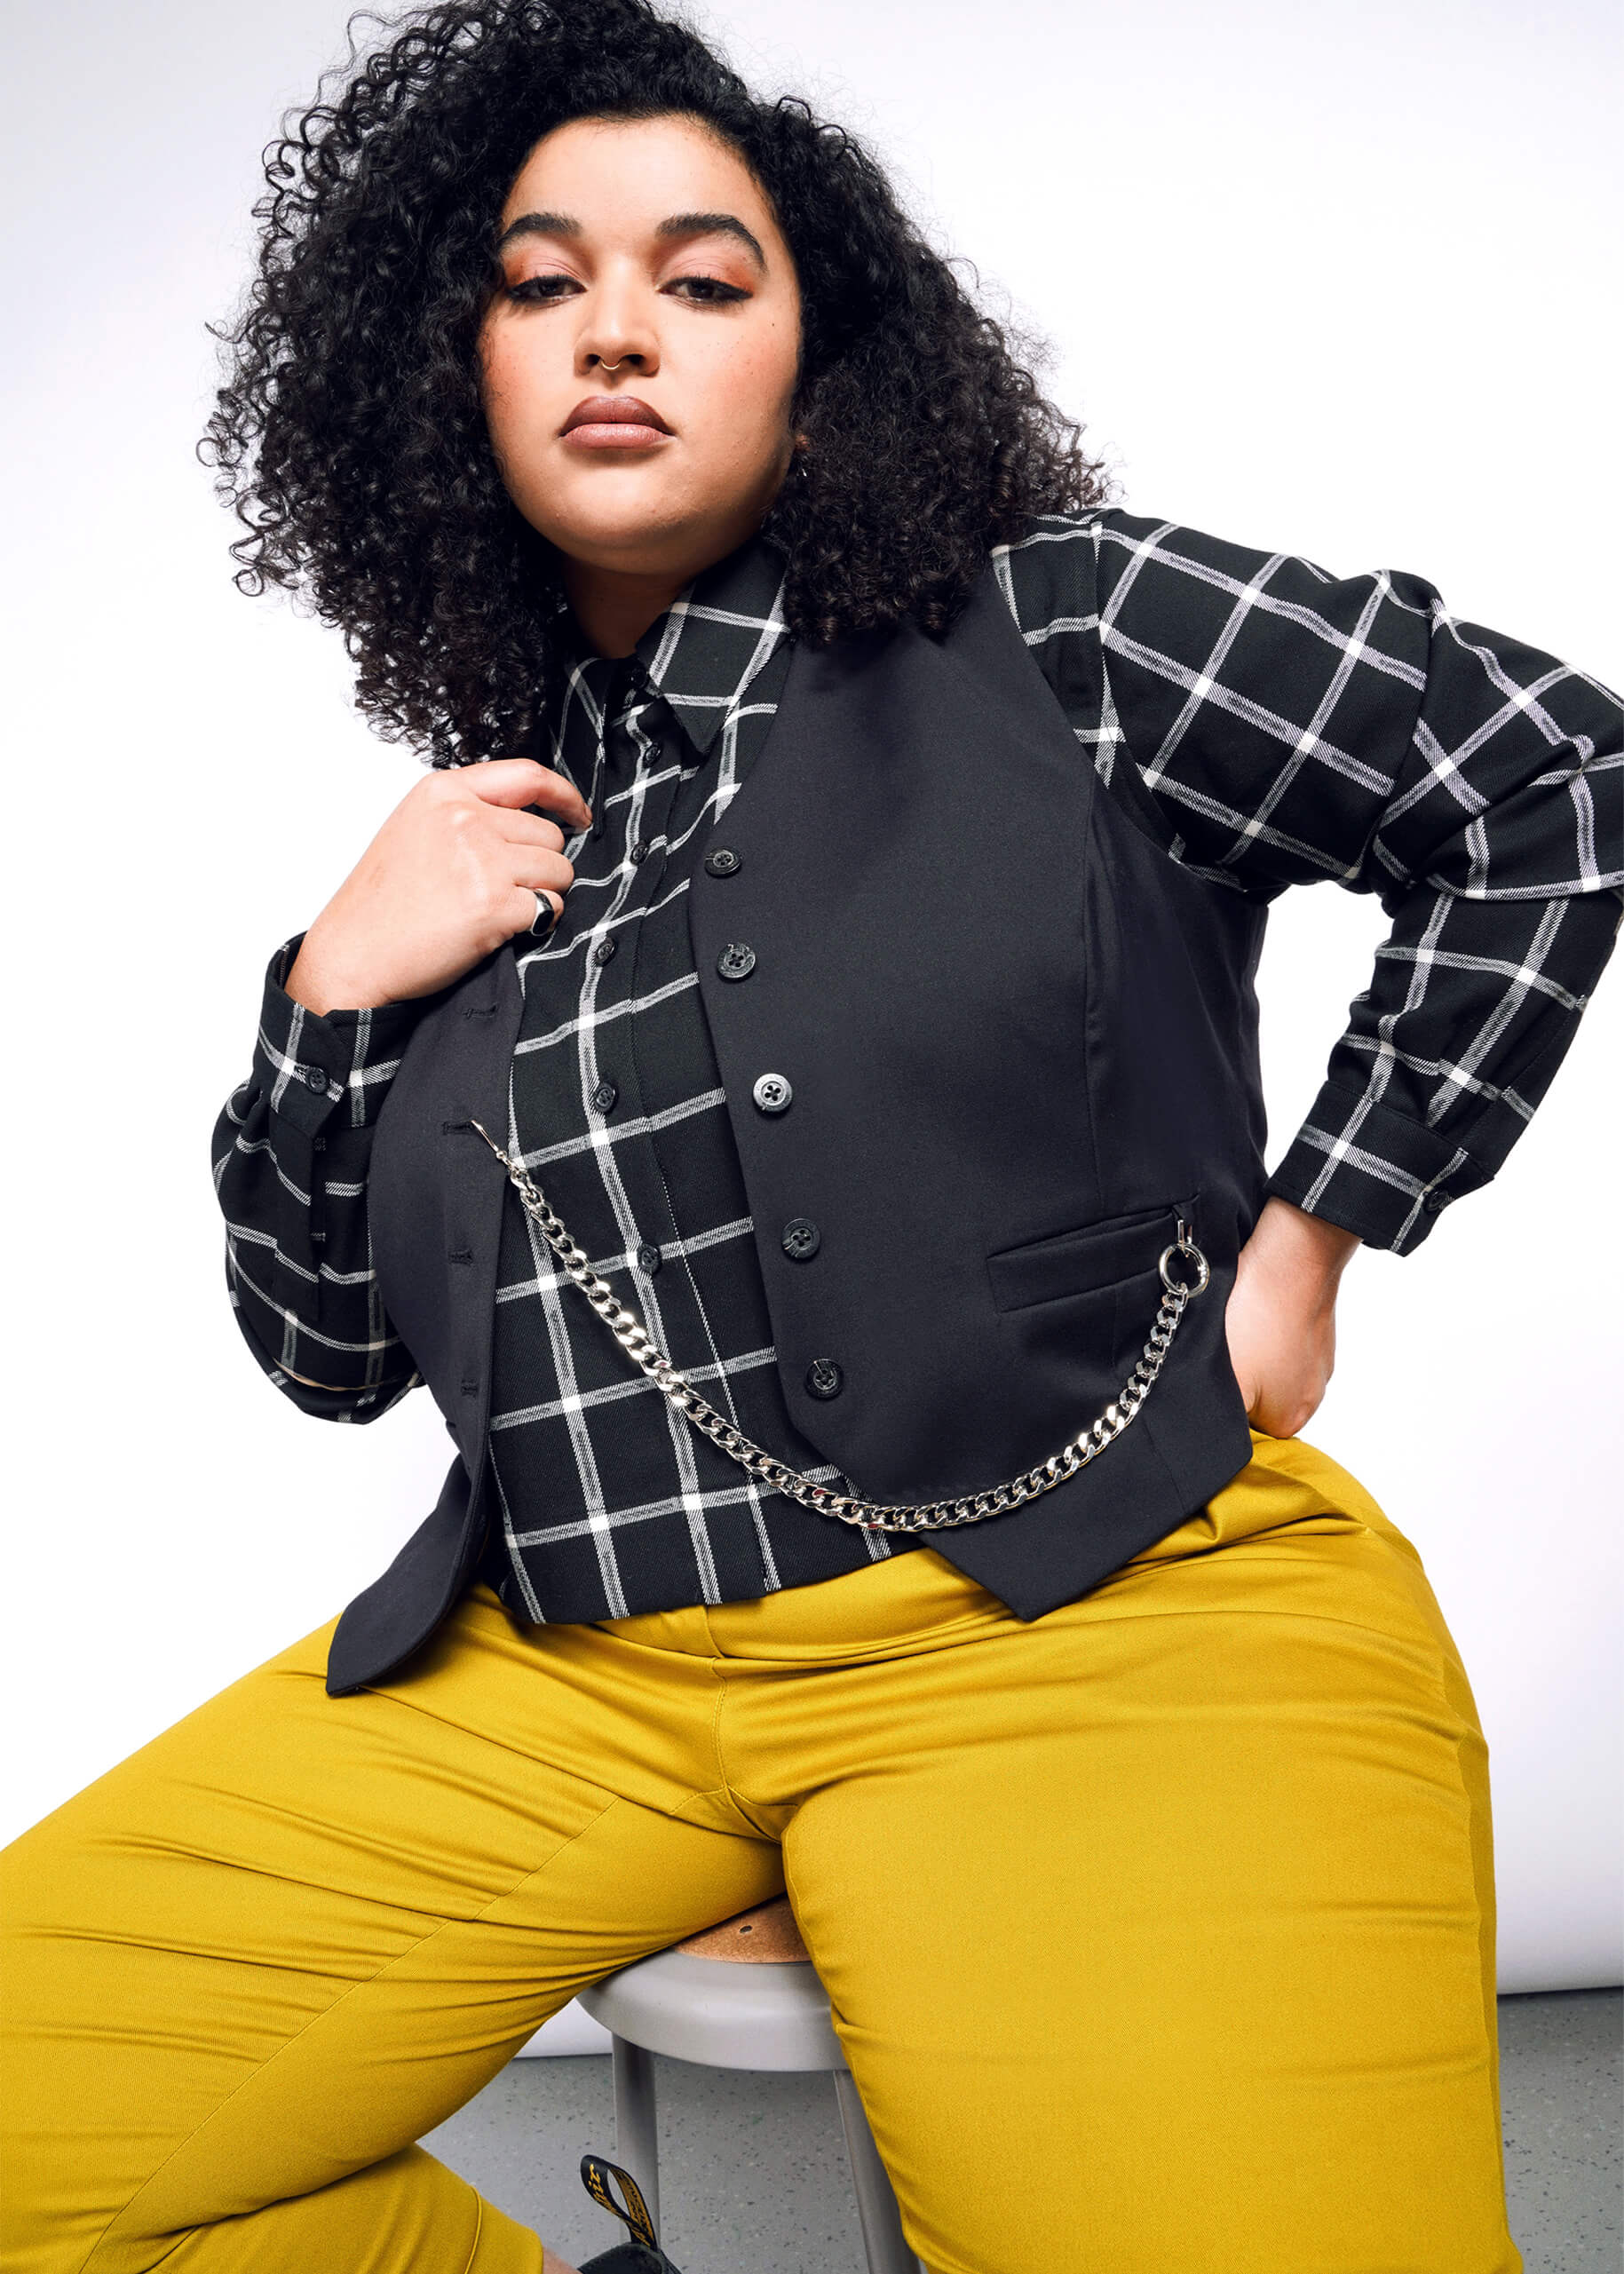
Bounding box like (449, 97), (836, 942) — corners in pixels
(4, 2), (1619, 2269)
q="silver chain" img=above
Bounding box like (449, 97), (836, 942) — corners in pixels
(471, 1121), (1211, 1533)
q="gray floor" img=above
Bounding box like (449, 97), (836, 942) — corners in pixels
(424, 1988), (1621, 2272)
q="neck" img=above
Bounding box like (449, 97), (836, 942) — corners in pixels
(560, 557), (690, 660)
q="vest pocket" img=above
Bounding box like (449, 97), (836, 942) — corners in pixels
(985, 1197), (1194, 1312)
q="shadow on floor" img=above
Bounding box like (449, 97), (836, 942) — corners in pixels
(424, 1986), (1621, 2272)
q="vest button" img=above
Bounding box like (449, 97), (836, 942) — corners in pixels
(804, 1358), (844, 1400)
(751, 1072), (793, 1114)
(717, 942), (757, 981)
(637, 1242), (662, 1275)
(592, 1080), (618, 1113)
(781, 1217), (820, 1261)
(704, 847), (741, 876)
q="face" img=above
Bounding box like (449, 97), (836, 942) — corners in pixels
(479, 112), (804, 590)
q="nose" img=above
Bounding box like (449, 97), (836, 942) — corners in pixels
(575, 273), (660, 380)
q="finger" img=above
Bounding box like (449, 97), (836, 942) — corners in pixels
(1222, 1301), (1258, 1414)
(497, 812), (566, 852)
(508, 848), (575, 896)
(503, 883), (563, 941)
(470, 757), (591, 829)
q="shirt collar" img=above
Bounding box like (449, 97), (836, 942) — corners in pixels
(543, 530), (792, 763)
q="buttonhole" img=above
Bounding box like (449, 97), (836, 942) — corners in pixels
(442, 1120), (472, 1135)
(448, 1248), (473, 1266)
(462, 1004), (497, 1020)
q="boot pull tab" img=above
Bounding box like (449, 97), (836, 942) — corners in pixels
(580, 2152), (661, 2252)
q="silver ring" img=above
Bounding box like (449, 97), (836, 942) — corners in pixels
(1158, 1224), (1210, 1297)
(529, 891), (557, 935)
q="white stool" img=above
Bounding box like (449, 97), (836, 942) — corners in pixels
(577, 1898), (921, 2274)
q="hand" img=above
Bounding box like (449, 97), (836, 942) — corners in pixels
(1224, 1196), (1360, 1438)
(285, 759), (591, 1014)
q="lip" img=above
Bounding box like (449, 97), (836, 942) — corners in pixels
(560, 394), (673, 446)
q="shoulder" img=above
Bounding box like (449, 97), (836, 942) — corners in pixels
(988, 507), (1104, 639)
(990, 506), (1220, 638)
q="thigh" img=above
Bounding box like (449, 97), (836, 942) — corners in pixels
(786, 1501), (1519, 2274)
(1, 1582), (780, 2274)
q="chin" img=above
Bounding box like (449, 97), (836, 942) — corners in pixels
(548, 501), (722, 568)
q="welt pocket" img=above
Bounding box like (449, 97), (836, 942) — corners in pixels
(985, 1199), (1191, 1313)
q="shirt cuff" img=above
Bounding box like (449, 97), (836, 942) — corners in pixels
(1265, 1082), (1492, 1256)
(256, 934), (430, 1137)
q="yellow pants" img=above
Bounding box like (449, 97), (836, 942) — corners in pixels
(1, 1432), (1519, 2274)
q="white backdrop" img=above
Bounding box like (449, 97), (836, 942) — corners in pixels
(2, 0), (1620, 2014)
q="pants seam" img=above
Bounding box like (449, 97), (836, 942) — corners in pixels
(702, 1652), (768, 1837)
(458, 2189), (486, 2274)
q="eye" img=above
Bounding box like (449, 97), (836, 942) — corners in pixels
(666, 274), (749, 304)
(502, 272), (749, 306)
(505, 273), (578, 304)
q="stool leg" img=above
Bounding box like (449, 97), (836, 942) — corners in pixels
(609, 2034), (661, 2236)
(832, 2069), (919, 2274)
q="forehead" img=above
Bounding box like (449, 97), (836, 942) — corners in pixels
(501, 113), (772, 228)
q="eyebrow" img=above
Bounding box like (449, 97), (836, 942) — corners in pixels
(494, 209), (768, 273)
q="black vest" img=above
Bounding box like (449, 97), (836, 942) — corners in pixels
(329, 557), (1269, 1697)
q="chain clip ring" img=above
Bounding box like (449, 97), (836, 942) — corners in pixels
(1158, 1217), (1210, 1297)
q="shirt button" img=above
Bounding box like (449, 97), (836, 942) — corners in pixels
(630, 839), (652, 864)
(637, 1242), (662, 1275)
(704, 847), (741, 877)
(717, 942), (757, 981)
(751, 1072), (793, 1114)
(593, 937), (617, 964)
(782, 1217), (820, 1261)
(804, 1358), (844, 1400)
(592, 1080), (618, 1113)
(303, 1066), (329, 1092)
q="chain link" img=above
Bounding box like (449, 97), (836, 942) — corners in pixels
(471, 1121), (1209, 1533)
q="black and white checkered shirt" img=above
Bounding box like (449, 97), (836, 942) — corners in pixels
(213, 509), (1623, 1621)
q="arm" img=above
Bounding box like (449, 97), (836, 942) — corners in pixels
(1089, 509), (1621, 1248)
(211, 756), (592, 1421)
(1094, 510), (1621, 1432)
(1001, 508), (1621, 1433)
(210, 935), (429, 1421)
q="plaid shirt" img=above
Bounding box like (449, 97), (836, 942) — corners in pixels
(212, 509), (1623, 1620)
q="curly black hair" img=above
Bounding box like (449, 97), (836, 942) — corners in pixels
(202, 0), (1110, 765)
